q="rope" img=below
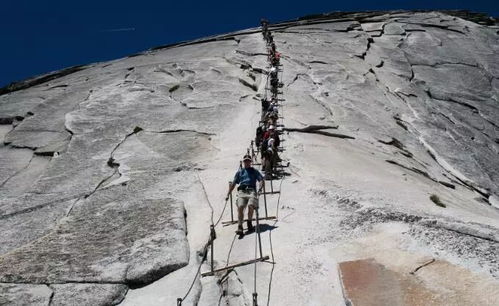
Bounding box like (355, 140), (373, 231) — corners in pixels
(264, 173), (284, 306)
(197, 171), (231, 228)
(266, 229), (276, 306)
(213, 198), (229, 228)
(178, 241), (209, 303)
(253, 212), (259, 306)
(178, 173), (230, 304)
(275, 175), (285, 219)
(197, 172), (215, 226)
(217, 233), (238, 305)
(226, 233), (238, 266)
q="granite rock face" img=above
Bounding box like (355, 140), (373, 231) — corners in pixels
(273, 12), (498, 198)
(1, 11), (498, 305)
(0, 283), (52, 306)
(50, 284), (128, 306)
(0, 31), (266, 304)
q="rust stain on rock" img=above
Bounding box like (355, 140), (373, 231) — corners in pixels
(339, 258), (443, 306)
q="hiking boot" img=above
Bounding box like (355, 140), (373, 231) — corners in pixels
(236, 225), (244, 235)
(247, 221), (254, 232)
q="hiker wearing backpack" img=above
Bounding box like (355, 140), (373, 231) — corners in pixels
(261, 98), (270, 113)
(226, 155), (264, 235)
(256, 123), (265, 148)
(270, 67), (279, 88)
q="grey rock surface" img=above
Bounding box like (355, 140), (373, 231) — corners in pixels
(274, 11), (498, 197)
(50, 283), (128, 306)
(0, 29), (266, 304)
(0, 283), (52, 306)
(0, 10), (498, 305)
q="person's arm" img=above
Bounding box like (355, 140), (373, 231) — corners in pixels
(258, 180), (264, 193)
(226, 183), (236, 201)
(226, 171), (239, 200)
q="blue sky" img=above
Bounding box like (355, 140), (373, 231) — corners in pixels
(1, 0), (497, 87)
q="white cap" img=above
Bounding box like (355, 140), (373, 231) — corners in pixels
(268, 125), (275, 130)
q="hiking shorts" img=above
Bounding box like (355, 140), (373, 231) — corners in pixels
(236, 190), (259, 209)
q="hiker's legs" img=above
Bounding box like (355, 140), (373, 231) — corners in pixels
(248, 205), (254, 221)
(262, 155), (267, 173)
(238, 205), (245, 227)
(247, 191), (259, 226)
(264, 155), (272, 179)
(236, 191), (250, 228)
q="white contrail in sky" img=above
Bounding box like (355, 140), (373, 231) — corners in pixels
(101, 27), (136, 32)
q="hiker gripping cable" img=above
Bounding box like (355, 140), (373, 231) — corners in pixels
(226, 154), (265, 236)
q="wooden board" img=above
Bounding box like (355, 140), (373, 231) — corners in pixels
(202, 256), (270, 277)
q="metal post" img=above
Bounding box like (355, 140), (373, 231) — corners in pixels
(255, 208), (263, 259)
(210, 225), (216, 273)
(229, 181), (234, 222)
(253, 293), (258, 306)
(177, 298), (182, 306)
(251, 140), (256, 161)
(270, 179), (274, 193)
(262, 181), (268, 218)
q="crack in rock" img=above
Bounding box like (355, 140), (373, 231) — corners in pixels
(378, 137), (413, 157)
(144, 129), (215, 136)
(0, 193), (87, 220)
(402, 22), (466, 34)
(425, 90), (499, 129)
(0, 65), (88, 96)
(0, 153), (35, 189)
(421, 220), (499, 243)
(419, 137), (491, 197)
(284, 126), (354, 139)
(0, 115), (26, 125)
(409, 259), (436, 275)
(309, 60), (329, 64)
(286, 73), (310, 87)
(238, 78), (258, 92)
(235, 50), (268, 57)
(310, 95), (335, 118)
(385, 159), (455, 189)
(412, 62), (479, 69)
(393, 115), (409, 131)
(75, 126), (145, 202)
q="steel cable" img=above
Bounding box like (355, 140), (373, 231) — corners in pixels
(180, 25), (285, 305)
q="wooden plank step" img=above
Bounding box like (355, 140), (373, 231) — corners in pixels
(202, 256), (270, 277)
(222, 216), (277, 226)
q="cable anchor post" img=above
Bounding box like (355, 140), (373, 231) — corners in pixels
(210, 225), (216, 273)
(229, 181), (234, 222)
(253, 292), (258, 306)
(251, 140), (256, 161)
(177, 298), (182, 306)
(262, 181), (268, 218)
(255, 207), (263, 259)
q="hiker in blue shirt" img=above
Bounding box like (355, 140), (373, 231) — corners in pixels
(226, 155), (264, 235)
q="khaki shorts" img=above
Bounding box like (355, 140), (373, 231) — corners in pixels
(236, 190), (259, 209)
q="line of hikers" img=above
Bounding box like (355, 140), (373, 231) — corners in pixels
(257, 18), (283, 182)
(226, 19), (284, 236)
